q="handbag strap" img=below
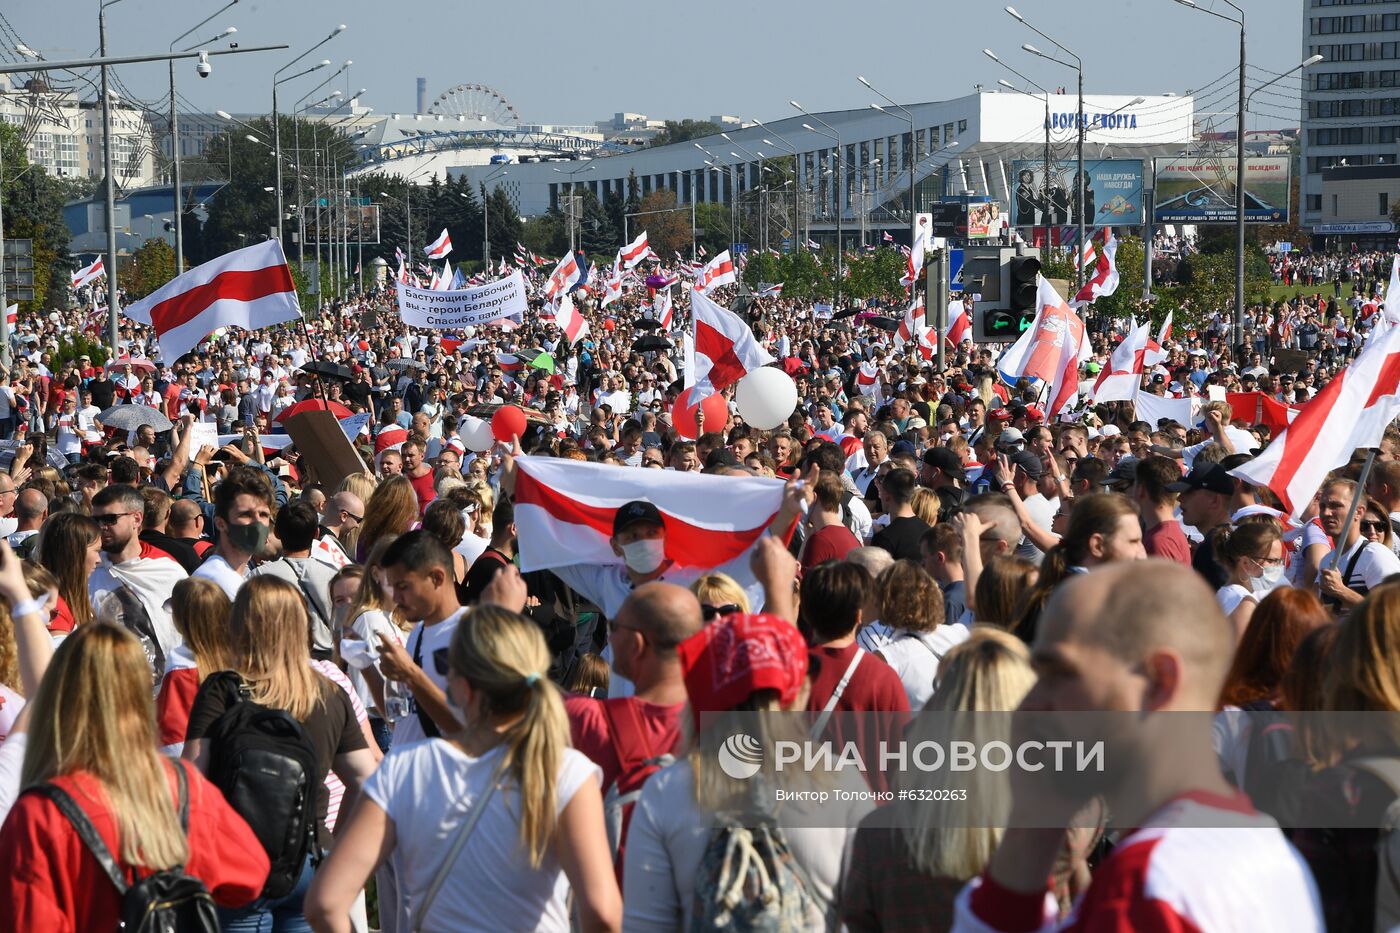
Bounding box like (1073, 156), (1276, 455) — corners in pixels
(413, 750), (511, 932)
(809, 649), (864, 740)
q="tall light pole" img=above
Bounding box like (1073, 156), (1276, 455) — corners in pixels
(859, 76), (920, 254)
(751, 118), (803, 254)
(272, 24), (345, 242)
(1171, 0), (1249, 351)
(478, 165), (507, 266)
(792, 100), (845, 307)
(99, 0), (126, 352)
(169, 1), (238, 274)
(1007, 7), (1085, 286)
(551, 162), (595, 252)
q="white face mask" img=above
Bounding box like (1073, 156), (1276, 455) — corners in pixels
(620, 537), (667, 575)
(1249, 563), (1286, 597)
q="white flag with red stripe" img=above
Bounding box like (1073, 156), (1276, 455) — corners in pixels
(654, 288), (674, 330)
(513, 455), (784, 573)
(423, 228), (453, 259)
(542, 251), (582, 302)
(946, 299), (970, 346)
(901, 216), (932, 291)
(694, 250), (736, 295)
(619, 232), (651, 269)
(856, 360), (880, 390)
(1232, 321), (1400, 518)
(1092, 318), (1151, 403)
(997, 277), (1090, 416)
(554, 292), (589, 346)
(1070, 228), (1120, 309)
(600, 255), (624, 309)
(4, 304), (14, 327)
(691, 287), (773, 399)
(122, 240), (300, 362)
(1144, 311), (1173, 368)
(72, 256), (105, 289)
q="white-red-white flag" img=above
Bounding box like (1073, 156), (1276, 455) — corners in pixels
(542, 252), (582, 302)
(554, 292), (589, 346)
(654, 288), (674, 330)
(122, 240), (300, 362)
(1232, 321), (1400, 517)
(423, 229), (453, 259)
(600, 255), (624, 310)
(1144, 311), (1173, 368)
(895, 298), (926, 351)
(72, 256), (105, 289)
(1092, 318), (1151, 403)
(946, 299), (970, 346)
(997, 277), (1090, 416)
(514, 454), (784, 574)
(4, 304), (14, 327)
(901, 215), (932, 291)
(694, 250), (736, 296)
(619, 232), (651, 269)
(1070, 229), (1120, 309)
(755, 283), (785, 298)
(856, 360), (880, 390)
(690, 287), (773, 399)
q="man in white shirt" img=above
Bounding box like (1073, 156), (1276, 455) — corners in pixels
(192, 467), (274, 599)
(847, 429), (889, 496)
(1319, 476), (1400, 609)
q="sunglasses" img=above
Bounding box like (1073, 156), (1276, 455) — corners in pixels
(93, 512), (130, 526)
(1362, 520), (1388, 533)
(701, 603), (742, 622)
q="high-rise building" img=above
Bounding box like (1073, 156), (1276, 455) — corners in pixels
(1299, 1), (1400, 235)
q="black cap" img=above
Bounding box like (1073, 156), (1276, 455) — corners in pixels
(921, 446), (965, 480)
(612, 500), (664, 536)
(705, 448), (741, 470)
(1100, 457), (1138, 490)
(1008, 449), (1044, 480)
(1167, 462), (1235, 496)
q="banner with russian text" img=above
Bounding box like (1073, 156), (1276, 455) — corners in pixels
(395, 271), (527, 329)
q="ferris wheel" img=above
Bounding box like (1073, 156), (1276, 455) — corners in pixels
(427, 84), (520, 125)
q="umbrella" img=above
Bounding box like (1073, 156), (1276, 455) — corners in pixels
(274, 399), (353, 424)
(106, 357), (157, 374)
(97, 404), (172, 432)
(632, 318), (664, 331)
(632, 336), (672, 353)
(300, 361), (353, 382)
(865, 316), (901, 333)
(385, 359), (427, 373)
(833, 306), (862, 320)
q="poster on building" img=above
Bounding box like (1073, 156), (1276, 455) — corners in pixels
(965, 202), (1007, 239)
(1152, 156), (1291, 224)
(1010, 160), (1145, 228)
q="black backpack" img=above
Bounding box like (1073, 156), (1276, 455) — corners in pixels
(201, 671), (321, 899)
(34, 761), (220, 933)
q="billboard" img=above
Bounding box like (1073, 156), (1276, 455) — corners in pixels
(1010, 160), (1145, 228)
(966, 202), (1006, 239)
(1152, 157), (1291, 224)
(307, 204), (381, 245)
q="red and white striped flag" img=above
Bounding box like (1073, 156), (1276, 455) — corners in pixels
(946, 299), (970, 346)
(901, 215), (932, 292)
(619, 232), (651, 269)
(694, 250), (736, 296)
(691, 286), (773, 399)
(1232, 322), (1400, 517)
(654, 288), (674, 330)
(122, 240), (300, 362)
(513, 455), (784, 573)
(72, 256), (105, 289)
(882, 231), (895, 244)
(554, 292), (589, 346)
(1077, 238), (1096, 270)
(997, 277), (1090, 416)
(755, 283), (785, 298)
(895, 298), (925, 350)
(542, 252), (582, 302)
(1092, 318), (1151, 403)
(424, 228), (453, 259)
(600, 255), (624, 310)
(856, 360), (880, 390)
(1070, 228), (1120, 309)
(697, 244), (707, 258)
(1143, 311), (1173, 368)
(4, 304), (14, 327)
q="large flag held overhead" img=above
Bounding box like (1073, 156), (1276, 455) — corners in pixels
(1143, 311), (1173, 368)
(1092, 318), (1151, 403)
(542, 251), (583, 302)
(654, 288), (674, 330)
(690, 287), (773, 399)
(1232, 321), (1400, 517)
(72, 256), (106, 289)
(423, 229), (453, 259)
(123, 240), (300, 362)
(1070, 228), (1120, 309)
(554, 292), (589, 346)
(600, 256), (624, 309)
(513, 454), (785, 573)
(694, 250), (737, 296)
(619, 232), (651, 269)
(901, 215), (932, 292)
(946, 298), (970, 346)
(998, 277), (1090, 416)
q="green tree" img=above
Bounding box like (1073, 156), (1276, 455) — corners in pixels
(638, 190), (691, 260)
(694, 203), (732, 257)
(125, 238), (177, 300)
(486, 186), (524, 261)
(0, 122), (73, 314)
(648, 120), (722, 149)
(578, 187), (617, 257)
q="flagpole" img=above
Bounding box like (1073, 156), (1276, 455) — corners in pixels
(297, 315), (333, 410)
(1330, 447), (1378, 572)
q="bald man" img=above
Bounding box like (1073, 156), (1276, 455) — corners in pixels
(954, 561), (1322, 932)
(6, 487), (46, 553)
(564, 582), (702, 874)
(168, 497), (211, 557)
(318, 491), (364, 566)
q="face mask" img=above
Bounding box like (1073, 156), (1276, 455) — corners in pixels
(620, 537), (667, 575)
(225, 520), (269, 556)
(1249, 563), (1286, 597)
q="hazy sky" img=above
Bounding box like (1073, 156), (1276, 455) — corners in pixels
(8, 0), (1306, 131)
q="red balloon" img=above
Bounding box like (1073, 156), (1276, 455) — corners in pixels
(671, 387), (727, 441)
(603, 318), (616, 332)
(491, 404), (528, 443)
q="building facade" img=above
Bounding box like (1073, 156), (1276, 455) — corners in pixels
(1299, 0), (1400, 234)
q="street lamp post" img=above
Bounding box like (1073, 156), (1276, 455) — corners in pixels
(169, 2), (238, 274)
(751, 118), (804, 255)
(1007, 6), (1085, 287)
(272, 24), (345, 241)
(859, 77), (919, 255)
(551, 162), (595, 252)
(99, 0), (125, 352)
(478, 166), (508, 265)
(792, 101), (844, 307)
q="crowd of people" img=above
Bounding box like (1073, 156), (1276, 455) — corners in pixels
(0, 257), (1397, 932)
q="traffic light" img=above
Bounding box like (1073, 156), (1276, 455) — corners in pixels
(972, 247), (1041, 342)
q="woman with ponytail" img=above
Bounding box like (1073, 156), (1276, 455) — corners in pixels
(305, 602), (621, 933)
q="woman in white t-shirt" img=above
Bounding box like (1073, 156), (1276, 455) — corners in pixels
(305, 604), (620, 933)
(338, 542), (412, 751)
(873, 561), (970, 710)
(1214, 521), (1287, 643)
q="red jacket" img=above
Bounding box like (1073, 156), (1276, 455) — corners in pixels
(0, 760), (269, 932)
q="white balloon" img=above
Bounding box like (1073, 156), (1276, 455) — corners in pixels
(735, 367), (798, 430)
(461, 326), (476, 339)
(458, 415), (494, 452)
